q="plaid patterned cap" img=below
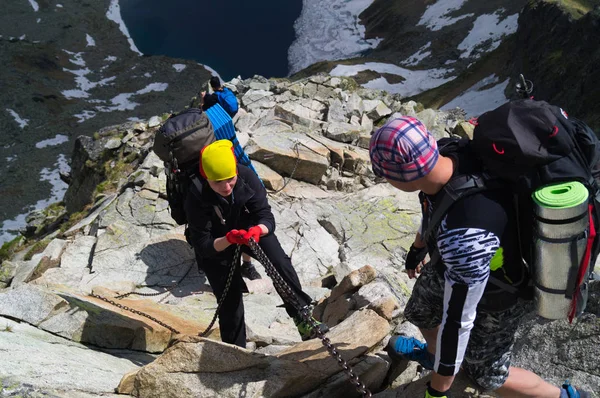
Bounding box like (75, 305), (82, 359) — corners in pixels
(369, 116), (439, 182)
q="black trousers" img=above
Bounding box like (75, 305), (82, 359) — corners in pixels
(196, 233), (312, 348)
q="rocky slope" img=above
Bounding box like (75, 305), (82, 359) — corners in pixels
(360, 0), (526, 72)
(0, 0), (211, 229)
(0, 74), (598, 397)
(294, 0), (600, 131)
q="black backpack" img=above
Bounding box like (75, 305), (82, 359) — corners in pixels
(153, 108), (216, 225)
(424, 99), (600, 321)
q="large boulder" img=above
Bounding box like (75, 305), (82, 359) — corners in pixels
(245, 132), (330, 185)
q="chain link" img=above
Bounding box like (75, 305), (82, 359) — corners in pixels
(198, 245), (241, 337)
(89, 240), (371, 397)
(89, 293), (180, 334)
(115, 263), (195, 299)
(247, 239), (372, 398)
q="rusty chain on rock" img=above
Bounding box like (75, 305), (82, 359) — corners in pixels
(89, 246), (242, 338)
(89, 292), (181, 334)
(89, 240), (371, 397)
(246, 239), (372, 398)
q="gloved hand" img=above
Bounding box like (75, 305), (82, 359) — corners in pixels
(405, 243), (427, 271)
(242, 226), (262, 245)
(226, 229), (247, 245)
(425, 382), (451, 398)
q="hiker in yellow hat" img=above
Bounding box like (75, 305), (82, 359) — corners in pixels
(199, 139), (239, 196)
(185, 140), (328, 347)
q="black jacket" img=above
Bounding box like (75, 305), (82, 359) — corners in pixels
(184, 165), (275, 259)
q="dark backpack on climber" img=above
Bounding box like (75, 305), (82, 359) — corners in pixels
(153, 108), (215, 225)
(424, 98), (600, 323)
(215, 87), (239, 118)
(153, 105), (253, 226)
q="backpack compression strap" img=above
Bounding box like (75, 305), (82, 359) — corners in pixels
(422, 173), (490, 241)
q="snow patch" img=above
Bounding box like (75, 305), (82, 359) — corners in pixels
(35, 134), (69, 149)
(63, 50), (86, 67)
(6, 109), (29, 128)
(441, 74), (509, 117)
(0, 154), (70, 245)
(74, 110), (97, 123)
(96, 83), (168, 112)
(201, 64), (221, 78)
(403, 42), (432, 67)
(61, 61), (117, 100)
(106, 0), (142, 55)
(330, 62), (454, 97)
(458, 12), (518, 58)
(172, 64), (186, 72)
(28, 0), (39, 12)
(418, 0), (472, 31)
(86, 34), (96, 47)
(39, 154), (70, 206)
(288, 0), (382, 74)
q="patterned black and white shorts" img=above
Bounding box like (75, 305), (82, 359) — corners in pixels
(404, 263), (529, 391)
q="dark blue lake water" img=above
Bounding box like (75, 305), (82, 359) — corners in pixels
(120, 0), (303, 81)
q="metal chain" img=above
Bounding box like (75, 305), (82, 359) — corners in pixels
(88, 240), (371, 397)
(89, 293), (180, 334)
(198, 245), (242, 337)
(247, 239), (372, 398)
(88, 247), (242, 338)
(115, 263), (195, 299)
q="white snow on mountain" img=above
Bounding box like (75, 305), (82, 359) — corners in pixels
(418, 0), (472, 31)
(403, 42), (432, 67)
(106, 0), (142, 55)
(288, 0), (382, 74)
(96, 82), (169, 112)
(458, 12), (519, 58)
(59, 49), (168, 117)
(86, 34), (96, 47)
(331, 62), (454, 97)
(35, 135), (70, 149)
(0, 154), (70, 244)
(74, 110), (97, 123)
(6, 109), (29, 129)
(28, 0), (39, 12)
(441, 74), (509, 117)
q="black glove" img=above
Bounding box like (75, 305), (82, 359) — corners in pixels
(405, 244), (428, 271)
(425, 382), (451, 398)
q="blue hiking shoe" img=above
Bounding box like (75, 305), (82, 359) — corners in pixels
(561, 382), (591, 398)
(387, 335), (435, 370)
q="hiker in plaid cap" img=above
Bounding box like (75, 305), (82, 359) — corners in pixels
(370, 116), (588, 398)
(369, 116), (439, 183)
(369, 116), (452, 195)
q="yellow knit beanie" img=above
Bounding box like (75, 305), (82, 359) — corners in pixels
(200, 140), (237, 181)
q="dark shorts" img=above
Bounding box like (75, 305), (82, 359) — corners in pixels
(404, 263), (528, 391)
